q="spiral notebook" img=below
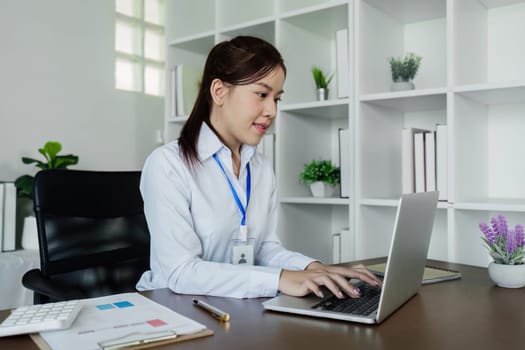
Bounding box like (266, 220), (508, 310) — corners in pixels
(367, 263), (461, 284)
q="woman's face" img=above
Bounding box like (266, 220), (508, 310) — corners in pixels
(213, 67), (285, 152)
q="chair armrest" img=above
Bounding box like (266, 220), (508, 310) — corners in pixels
(22, 269), (86, 301)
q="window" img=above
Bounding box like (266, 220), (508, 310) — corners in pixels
(115, 0), (165, 96)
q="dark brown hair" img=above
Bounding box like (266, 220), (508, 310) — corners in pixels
(178, 36), (286, 166)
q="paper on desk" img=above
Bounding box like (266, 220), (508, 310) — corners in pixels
(38, 292), (207, 350)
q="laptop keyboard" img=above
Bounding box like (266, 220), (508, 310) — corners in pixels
(311, 282), (381, 316)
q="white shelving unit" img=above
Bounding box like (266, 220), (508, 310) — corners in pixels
(355, 0), (525, 267)
(165, 0), (525, 267)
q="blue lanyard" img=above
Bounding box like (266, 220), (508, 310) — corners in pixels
(213, 154), (251, 226)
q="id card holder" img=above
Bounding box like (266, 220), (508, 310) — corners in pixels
(232, 245), (254, 265)
(239, 225), (248, 242)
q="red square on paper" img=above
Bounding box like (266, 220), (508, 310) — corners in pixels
(147, 319), (167, 327)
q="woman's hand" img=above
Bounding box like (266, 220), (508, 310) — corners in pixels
(278, 261), (382, 299)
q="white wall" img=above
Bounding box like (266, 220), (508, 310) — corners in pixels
(0, 0), (164, 182)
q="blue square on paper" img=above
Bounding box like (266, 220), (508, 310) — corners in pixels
(114, 301), (134, 308)
(96, 304), (115, 310)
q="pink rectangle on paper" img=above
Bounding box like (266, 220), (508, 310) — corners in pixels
(147, 319), (167, 327)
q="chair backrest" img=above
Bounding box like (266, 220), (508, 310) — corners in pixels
(33, 169), (150, 302)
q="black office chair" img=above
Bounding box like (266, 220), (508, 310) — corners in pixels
(22, 169), (150, 304)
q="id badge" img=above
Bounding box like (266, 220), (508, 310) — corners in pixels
(232, 245), (254, 265)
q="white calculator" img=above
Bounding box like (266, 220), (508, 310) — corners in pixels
(0, 300), (82, 337)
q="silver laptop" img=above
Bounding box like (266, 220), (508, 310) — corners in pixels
(263, 191), (439, 324)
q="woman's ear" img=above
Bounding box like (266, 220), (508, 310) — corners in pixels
(210, 78), (230, 107)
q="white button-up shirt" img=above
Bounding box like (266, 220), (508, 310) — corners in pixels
(136, 122), (315, 298)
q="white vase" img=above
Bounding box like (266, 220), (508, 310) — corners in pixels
(488, 261), (525, 288)
(309, 181), (335, 197)
(391, 81), (415, 91)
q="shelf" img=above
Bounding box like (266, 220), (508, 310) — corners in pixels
(278, 3), (348, 104)
(168, 32), (215, 48)
(479, 0), (525, 8)
(218, 18), (275, 43)
(280, 196), (350, 205)
(360, 88), (446, 112)
(168, 34), (214, 67)
(363, 0), (446, 24)
(454, 1), (525, 85)
(453, 81), (525, 105)
(358, 0), (447, 94)
(360, 197), (450, 209)
(166, 116), (188, 124)
(279, 0), (348, 20)
(360, 198), (399, 207)
(360, 197), (525, 212)
(279, 99), (349, 118)
(454, 199), (525, 212)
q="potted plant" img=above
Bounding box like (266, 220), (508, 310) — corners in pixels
(15, 141), (79, 249)
(388, 52), (422, 91)
(15, 141), (79, 200)
(311, 66), (334, 101)
(299, 159), (340, 197)
(479, 214), (525, 288)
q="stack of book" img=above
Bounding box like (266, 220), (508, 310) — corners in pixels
(0, 182), (17, 251)
(170, 64), (202, 118)
(401, 125), (447, 201)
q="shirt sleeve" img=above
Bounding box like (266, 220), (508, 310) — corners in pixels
(137, 146), (283, 298)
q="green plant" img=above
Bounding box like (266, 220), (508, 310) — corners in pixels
(389, 52), (422, 82)
(299, 160), (340, 185)
(15, 141), (79, 199)
(311, 66), (334, 89)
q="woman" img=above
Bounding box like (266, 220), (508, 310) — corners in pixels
(137, 36), (380, 299)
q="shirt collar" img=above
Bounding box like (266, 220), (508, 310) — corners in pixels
(197, 122), (259, 165)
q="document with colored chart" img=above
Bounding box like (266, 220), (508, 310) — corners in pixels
(33, 293), (211, 350)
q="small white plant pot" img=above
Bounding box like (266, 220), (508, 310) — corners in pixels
(309, 181), (335, 197)
(316, 88), (329, 101)
(391, 81), (415, 91)
(488, 261), (525, 288)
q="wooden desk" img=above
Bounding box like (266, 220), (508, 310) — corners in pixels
(2, 259), (524, 349)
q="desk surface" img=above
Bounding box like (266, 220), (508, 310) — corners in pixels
(2, 259), (524, 350)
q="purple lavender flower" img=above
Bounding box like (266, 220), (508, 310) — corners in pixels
(480, 214), (525, 264)
(506, 230), (517, 254)
(490, 217), (500, 238)
(479, 222), (496, 245)
(497, 214), (509, 240)
(515, 224), (524, 247)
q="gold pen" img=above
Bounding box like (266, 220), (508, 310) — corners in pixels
(192, 298), (230, 322)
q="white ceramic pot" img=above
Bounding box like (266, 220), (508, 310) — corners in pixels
(488, 261), (525, 288)
(391, 81), (415, 91)
(309, 181), (335, 197)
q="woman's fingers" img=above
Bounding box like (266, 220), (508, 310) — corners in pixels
(309, 272), (361, 299)
(304, 279), (324, 298)
(279, 265), (382, 299)
(324, 264), (382, 287)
